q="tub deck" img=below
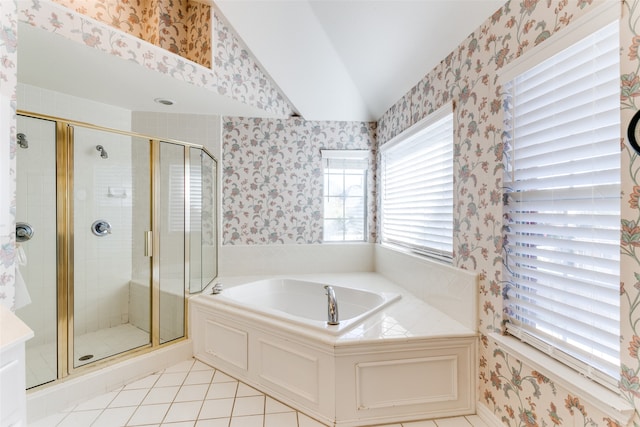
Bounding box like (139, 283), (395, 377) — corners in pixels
(190, 272), (477, 427)
(201, 272), (475, 343)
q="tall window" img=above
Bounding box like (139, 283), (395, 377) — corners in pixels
(322, 150), (368, 242)
(502, 20), (620, 388)
(380, 105), (454, 262)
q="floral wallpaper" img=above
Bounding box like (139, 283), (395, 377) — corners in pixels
(221, 117), (376, 245)
(186, 1), (211, 69)
(213, 11), (295, 117)
(19, 0), (293, 118)
(0, 0), (17, 310)
(377, 0), (639, 426)
(50, 0), (212, 68)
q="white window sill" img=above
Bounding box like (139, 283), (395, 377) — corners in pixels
(489, 333), (633, 425)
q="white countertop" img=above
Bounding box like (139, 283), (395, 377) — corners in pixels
(0, 304), (33, 351)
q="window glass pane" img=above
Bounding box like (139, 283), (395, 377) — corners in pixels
(344, 174), (364, 196)
(324, 196), (344, 218)
(326, 174), (344, 197)
(345, 197), (365, 218)
(323, 219), (345, 241)
(345, 218), (364, 241)
(321, 151), (368, 242)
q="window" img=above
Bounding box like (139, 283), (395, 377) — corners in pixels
(322, 150), (368, 242)
(380, 105), (454, 262)
(502, 20), (620, 388)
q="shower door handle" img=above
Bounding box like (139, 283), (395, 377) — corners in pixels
(144, 231), (153, 257)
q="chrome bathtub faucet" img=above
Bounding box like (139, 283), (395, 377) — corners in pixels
(324, 285), (339, 325)
(211, 282), (223, 294)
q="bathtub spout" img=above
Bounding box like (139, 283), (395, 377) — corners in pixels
(324, 285), (339, 325)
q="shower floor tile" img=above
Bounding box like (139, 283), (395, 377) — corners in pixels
(29, 358), (490, 427)
(25, 323), (149, 389)
(74, 323), (150, 367)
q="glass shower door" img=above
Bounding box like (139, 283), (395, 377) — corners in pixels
(72, 126), (151, 368)
(15, 115), (58, 389)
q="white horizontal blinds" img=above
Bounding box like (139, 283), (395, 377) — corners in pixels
(503, 21), (620, 387)
(381, 111), (453, 260)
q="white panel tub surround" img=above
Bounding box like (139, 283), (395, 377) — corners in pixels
(190, 273), (476, 427)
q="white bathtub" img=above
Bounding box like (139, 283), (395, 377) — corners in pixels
(207, 278), (401, 335)
(191, 273), (477, 427)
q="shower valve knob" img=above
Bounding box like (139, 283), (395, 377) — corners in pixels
(92, 220), (112, 236)
(15, 222), (34, 242)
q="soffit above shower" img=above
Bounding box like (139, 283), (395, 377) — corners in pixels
(213, 0), (505, 122)
(17, 22), (272, 118)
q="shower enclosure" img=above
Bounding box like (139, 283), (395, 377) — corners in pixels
(14, 112), (217, 389)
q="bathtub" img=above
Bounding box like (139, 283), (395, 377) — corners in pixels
(206, 278), (401, 336)
(190, 273), (477, 427)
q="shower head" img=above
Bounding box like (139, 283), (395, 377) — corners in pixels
(96, 145), (108, 159)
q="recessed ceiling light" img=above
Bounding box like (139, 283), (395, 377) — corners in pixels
(154, 98), (174, 106)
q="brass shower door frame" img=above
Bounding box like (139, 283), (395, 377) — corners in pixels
(19, 110), (212, 385)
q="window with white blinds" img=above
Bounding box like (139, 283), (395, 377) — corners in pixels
(381, 106), (453, 262)
(502, 20), (620, 388)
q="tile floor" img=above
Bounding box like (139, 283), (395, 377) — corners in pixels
(30, 358), (490, 427)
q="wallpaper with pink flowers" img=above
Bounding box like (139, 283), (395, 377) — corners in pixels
(377, 0), (640, 426)
(221, 117), (376, 244)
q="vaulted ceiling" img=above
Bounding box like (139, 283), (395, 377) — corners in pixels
(19, 1), (505, 123)
(215, 0), (505, 122)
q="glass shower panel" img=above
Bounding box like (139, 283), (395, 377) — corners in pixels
(15, 115), (58, 389)
(189, 148), (217, 294)
(203, 152), (218, 288)
(72, 127), (151, 368)
(159, 142), (185, 343)
(189, 148), (202, 294)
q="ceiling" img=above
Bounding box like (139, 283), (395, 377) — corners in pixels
(18, 0), (505, 123)
(215, 0), (505, 122)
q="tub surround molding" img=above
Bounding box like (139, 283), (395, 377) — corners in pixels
(191, 273), (476, 426)
(219, 243), (375, 276)
(489, 333), (633, 425)
(374, 244), (478, 332)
